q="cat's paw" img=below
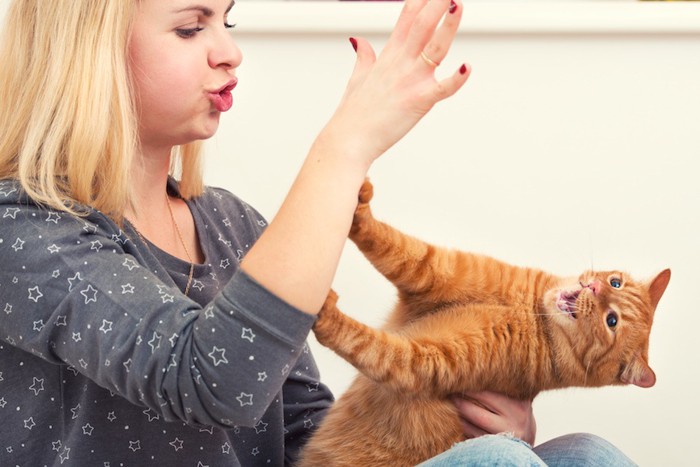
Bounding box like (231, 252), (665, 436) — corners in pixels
(358, 179), (374, 206)
(323, 288), (339, 311)
(313, 289), (341, 340)
(351, 179), (374, 235)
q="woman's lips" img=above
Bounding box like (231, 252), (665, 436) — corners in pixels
(208, 78), (237, 112)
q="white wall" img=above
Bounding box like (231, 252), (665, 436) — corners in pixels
(2, 1), (698, 465)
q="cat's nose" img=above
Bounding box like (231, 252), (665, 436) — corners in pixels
(586, 280), (602, 295)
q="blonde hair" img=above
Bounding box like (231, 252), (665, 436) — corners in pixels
(0, 0), (204, 223)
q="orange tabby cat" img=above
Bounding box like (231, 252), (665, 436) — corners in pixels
(299, 180), (670, 467)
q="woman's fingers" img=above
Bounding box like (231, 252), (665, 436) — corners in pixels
(431, 62), (471, 101)
(453, 392), (537, 446)
(404, 0), (460, 57)
(385, 0), (431, 52)
(398, 0), (468, 103)
(384, 0), (462, 71)
(453, 395), (497, 433)
(338, 36), (377, 106)
(458, 417), (489, 440)
(420, 0), (462, 69)
(323, 0), (469, 163)
(415, 62), (470, 107)
(348, 36), (377, 78)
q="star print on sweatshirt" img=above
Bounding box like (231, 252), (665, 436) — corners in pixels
(0, 178), (333, 466)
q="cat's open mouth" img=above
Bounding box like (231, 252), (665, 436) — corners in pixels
(556, 290), (580, 319)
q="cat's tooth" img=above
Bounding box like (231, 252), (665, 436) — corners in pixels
(556, 299), (567, 312)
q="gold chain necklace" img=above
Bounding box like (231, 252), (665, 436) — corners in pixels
(130, 195), (195, 296)
(165, 194), (195, 296)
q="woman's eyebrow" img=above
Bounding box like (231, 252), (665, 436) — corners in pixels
(174, 1), (235, 17)
(175, 5), (214, 17)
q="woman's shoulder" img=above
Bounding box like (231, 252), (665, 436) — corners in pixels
(200, 184), (249, 207)
(0, 178), (124, 238)
(191, 183), (267, 223)
(175, 182), (269, 247)
(0, 179), (21, 200)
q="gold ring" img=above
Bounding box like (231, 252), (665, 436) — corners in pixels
(420, 50), (440, 68)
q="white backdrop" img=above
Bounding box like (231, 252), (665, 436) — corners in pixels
(3, 1), (699, 466)
(210, 3), (700, 466)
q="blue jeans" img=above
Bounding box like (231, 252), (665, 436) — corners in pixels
(417, 433), (638, 467)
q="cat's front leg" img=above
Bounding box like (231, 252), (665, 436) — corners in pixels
(314, 290), (476, 396)
(349, 180), (457, 302)
(350, 181), (554, 308)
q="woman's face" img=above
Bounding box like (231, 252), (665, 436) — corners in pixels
(128, 0), (241, 151)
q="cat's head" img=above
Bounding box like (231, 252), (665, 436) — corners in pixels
(544, 268), (670, 389)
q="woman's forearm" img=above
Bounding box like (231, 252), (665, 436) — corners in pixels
(240, 133), (371, 315)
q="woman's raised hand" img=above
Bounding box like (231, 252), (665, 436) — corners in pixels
(320, 0), (470, 165)
(242, 1), (469, 315)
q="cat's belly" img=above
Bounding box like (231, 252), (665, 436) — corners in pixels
(299, 376), (463, 466)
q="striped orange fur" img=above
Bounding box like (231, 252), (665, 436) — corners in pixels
(299, 180), (670, 467)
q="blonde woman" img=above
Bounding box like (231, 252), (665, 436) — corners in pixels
(0, 1), (635, 466)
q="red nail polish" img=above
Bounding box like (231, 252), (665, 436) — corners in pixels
(459, 64), (468, 75)
(449, 1), (457, 14)
(349, 37), (358, 52)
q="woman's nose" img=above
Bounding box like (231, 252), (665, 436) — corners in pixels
(209, 28), (242, 70)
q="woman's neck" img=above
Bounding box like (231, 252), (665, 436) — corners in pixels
(126, 145), (172, 229)
(125, 144), (204, 265)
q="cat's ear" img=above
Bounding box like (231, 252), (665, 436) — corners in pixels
(648, 269), (671, 310)
(621, 358), (656, 388)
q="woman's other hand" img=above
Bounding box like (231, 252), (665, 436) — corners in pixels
(452, 391), (537, 446)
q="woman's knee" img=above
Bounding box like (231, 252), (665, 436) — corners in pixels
(534, 432), (638, 467)
(419, 434), (546, 467)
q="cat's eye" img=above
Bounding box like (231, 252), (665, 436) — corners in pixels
(609, 277), (622, 289)
(606, 311), (619, 329)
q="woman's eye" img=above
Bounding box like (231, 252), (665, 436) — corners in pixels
(176, 27), (203, 39)
(606, 311), (619, 329)
(224, 22), (236, 30)
(609, 277), (622, 289)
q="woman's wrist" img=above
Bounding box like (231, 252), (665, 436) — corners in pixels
(311, 119), (383, 174)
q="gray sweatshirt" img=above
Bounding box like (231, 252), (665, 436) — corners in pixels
(0, 179), (333, 466)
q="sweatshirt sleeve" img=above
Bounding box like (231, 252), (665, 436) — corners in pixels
(0, 198), (316, 429)
(283, 343), (334, 464)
